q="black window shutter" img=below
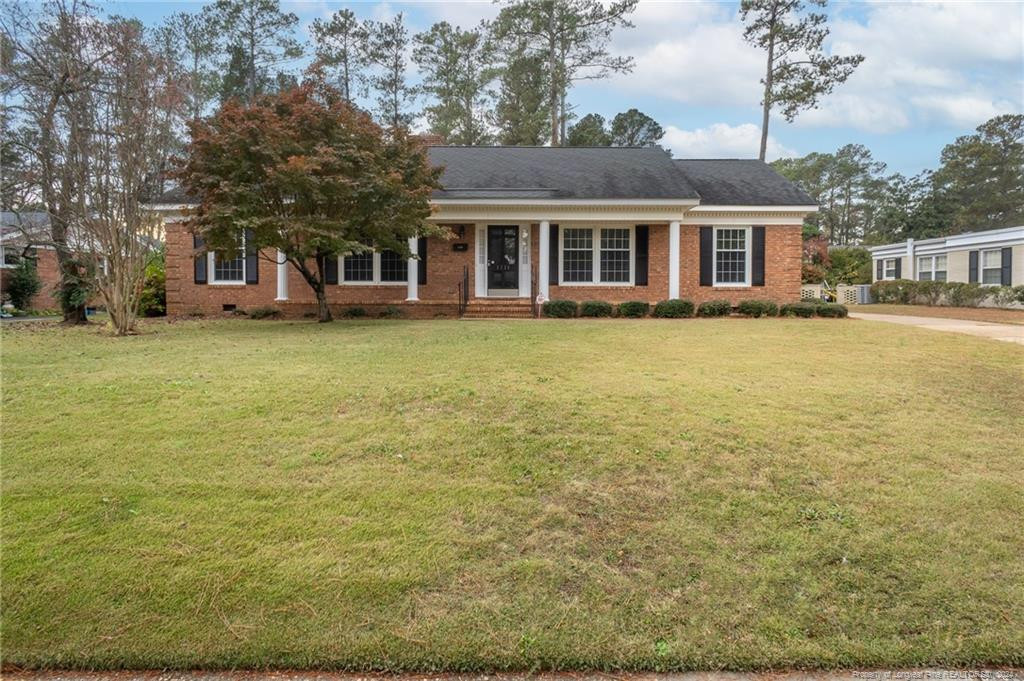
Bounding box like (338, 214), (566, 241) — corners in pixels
(1001, 247), (1012, 286)
(549, 224), (559, 286)
(323, 253), (339, 285)
(244, 229), (258, 284)
(418, 237), (427, 285)
(752, 226), (766, 286)
(193, 234), (206, 284)
(876, 259), (883, 281)
(894, 258), (902, 279)
(969, 250), (979, 283)
(699, 226), (713, 287)
(634, 225), (649, 286)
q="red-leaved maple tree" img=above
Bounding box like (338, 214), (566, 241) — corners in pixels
(179, 82), (443, 321)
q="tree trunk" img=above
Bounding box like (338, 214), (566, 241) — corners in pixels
(548, 12), (559, 146)
(316, 288), (332, 323)
(758, 30), (775, 161)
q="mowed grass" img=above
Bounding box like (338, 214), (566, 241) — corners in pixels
(2, 317), (1023, 671)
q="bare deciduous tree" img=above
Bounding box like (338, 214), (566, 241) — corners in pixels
(74, 18), (182, 335)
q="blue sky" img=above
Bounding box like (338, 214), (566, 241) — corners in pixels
(112, 0), (1023, 176)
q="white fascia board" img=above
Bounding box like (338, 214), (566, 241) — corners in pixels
(945, 226), (1024, 248)
(432, 198), (700, 207)
(687, 204), (818, 213)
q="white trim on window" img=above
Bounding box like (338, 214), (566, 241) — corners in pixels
(207, 233), (246, 284)
(980, 248), (1002, 286)
(338, 250), (407, 285)
(557, 225), (635, 286)
(712, 226), (751, 287)
(1, 245), (19, 269)
(882, 258), (898, 280)
(917, 254), (947, 282)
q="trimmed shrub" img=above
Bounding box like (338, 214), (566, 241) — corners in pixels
(580, 300), (613, 317)
(138, 248), (166, 317)
(870, 279), (917, 304)
(378, 304), (404, 318)
(617, 300), (650, 318)
(249, 306), (280, 319)
(653, 299), (695, 318)
(944, 282), (987, 307)
(342, 306), (367, 318)
(6, 258), (42, 310)
(780, 301), (818, 318)
(1015, 285), (1024, 305)
(914, 280), (945, 306)
(816, 302), (848, 318)
(990, 286), (1019, 308)
(736, 299), (778, 318)
(697, 300), (731, 317)
(542, 299), (577, 318)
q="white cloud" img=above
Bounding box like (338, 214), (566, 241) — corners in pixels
(605, 0), (1023, 134)
(663, 123), (797, 160)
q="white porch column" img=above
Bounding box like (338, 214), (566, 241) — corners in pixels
(406, 236), (419, 301)
(906, 238), (915, 280)
(538, 220), (550, 301)
(668, 221), (681, 299)
(275, 250), (289, 301)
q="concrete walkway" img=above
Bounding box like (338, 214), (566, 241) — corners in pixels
(850, 312), (1024, 345)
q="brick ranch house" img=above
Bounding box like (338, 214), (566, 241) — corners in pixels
(153, 146), (817, 318)
(1, 212), (62, 310)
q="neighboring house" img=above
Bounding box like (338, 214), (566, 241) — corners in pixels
(870, 226), (1024, 287)
(0, 212), (60, 310)
(153, 146), (817, 318)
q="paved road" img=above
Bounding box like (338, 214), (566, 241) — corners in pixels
(850, 312), (1024, 345)
(2, 672), (1021, 681)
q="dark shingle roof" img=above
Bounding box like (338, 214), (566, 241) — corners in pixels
(673, 159), (815, 206)
(154, 150), (817, 207)
(428, 146), (699, 200)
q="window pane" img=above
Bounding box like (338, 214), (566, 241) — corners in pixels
(918, 256), (930, 271)
(715, 228), (747, 283)
(3, 248), (20, 266)
(935, 271), (947, 282)
(935, 255), (947, 269)
(716, 228), (745, 251)
(919, 271), (932, 281)
(716, 250), (746, 283)
(982, 250), (1001, 268)
(379, 250), (407, 282)
(344, 252), (373, 281)
(599, 228), (630, 283)
(982, 268), (1002, 285)
(562, 228), (593, 282)
(214, 253), (244, 281)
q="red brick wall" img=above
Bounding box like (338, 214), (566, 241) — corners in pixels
(0, 249), (61, 310)
(679, 224), (803, 305)
(165, 220), (473, 317)
(165, 220), (803, 316)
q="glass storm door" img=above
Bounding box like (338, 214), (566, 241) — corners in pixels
(487, 225), (519, 292)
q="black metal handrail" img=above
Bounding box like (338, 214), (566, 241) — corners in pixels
(457, 265), (469, 317)
(530, 272), (537, 318)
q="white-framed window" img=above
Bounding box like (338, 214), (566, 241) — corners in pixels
(981, 249), (1002, 285)
(339, 249), (407, 285)
(917, 255), (947, 282)
(883, 258), (898, 280)
(208, 233), (246, 284)
(1, 245), (20, 268)
(713, 226), (751, 286)
(559, 226), (634, 285)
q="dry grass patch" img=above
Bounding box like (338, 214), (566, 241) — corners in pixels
(2, 318), (1023, 671)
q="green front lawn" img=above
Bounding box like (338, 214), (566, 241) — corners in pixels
(2, 318), (1022, 670)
